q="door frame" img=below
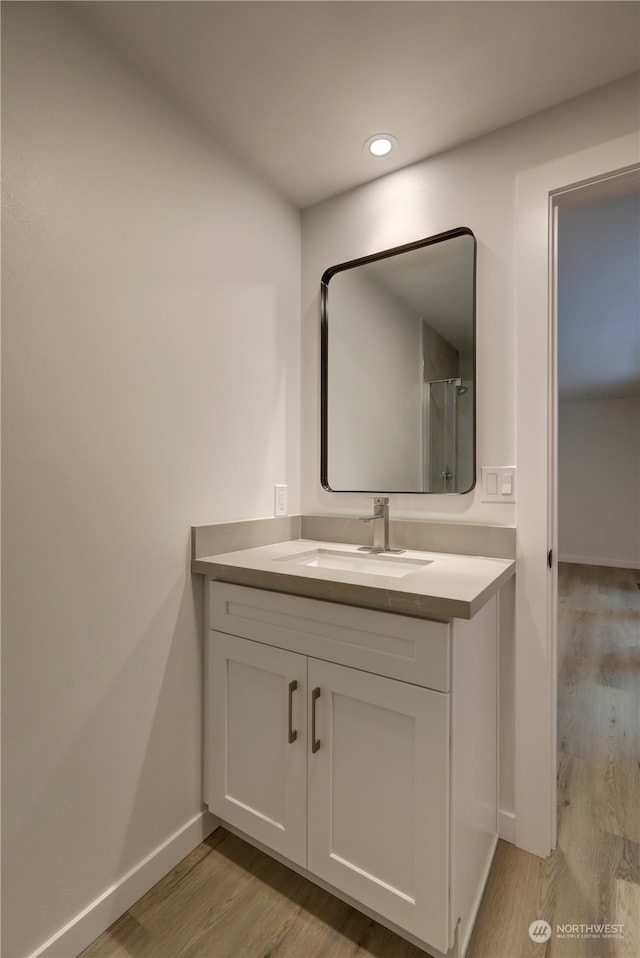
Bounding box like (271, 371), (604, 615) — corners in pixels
(514, 133), (640, 858)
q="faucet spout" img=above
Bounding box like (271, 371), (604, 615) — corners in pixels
(358, 497), (404, 554)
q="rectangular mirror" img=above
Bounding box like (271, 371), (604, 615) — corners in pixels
(321, 228), (476, 494)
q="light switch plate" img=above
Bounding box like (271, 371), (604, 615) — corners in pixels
(481, 466), (516, 503)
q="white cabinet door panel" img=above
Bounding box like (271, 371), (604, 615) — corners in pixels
(206, 632), (307, 866)
(307, 659), (450, 953)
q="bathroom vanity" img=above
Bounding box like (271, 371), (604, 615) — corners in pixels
(194, 535), (514, 958)
(191, 224), (498, 955)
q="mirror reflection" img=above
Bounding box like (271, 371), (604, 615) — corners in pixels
(321, 229), (476, 494)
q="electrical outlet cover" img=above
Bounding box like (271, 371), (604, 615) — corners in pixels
(274, 484), (288, 516)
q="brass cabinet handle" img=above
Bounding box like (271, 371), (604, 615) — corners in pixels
(311, 687), (321, 753)
(288, 680), (298, 744)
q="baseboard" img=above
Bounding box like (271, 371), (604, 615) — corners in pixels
(29, 810), (219, 958)
(498, 808), (515, 844)
(559, 554), (640, 570)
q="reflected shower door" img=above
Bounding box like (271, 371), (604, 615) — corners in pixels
(426, 379), (459, 493)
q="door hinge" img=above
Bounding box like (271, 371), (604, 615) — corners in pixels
(547, 549), (553, 569)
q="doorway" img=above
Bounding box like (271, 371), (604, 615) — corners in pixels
(553, 170), (640, 846)
(556, 188), (640, 571)
(514, 136), (640, 860)
(553, 186), (640, 925)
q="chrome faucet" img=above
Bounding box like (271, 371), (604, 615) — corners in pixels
(358, 497), (404, 554)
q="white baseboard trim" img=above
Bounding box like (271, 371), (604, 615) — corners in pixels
(559, 554), (640, 570)
(498, 808), (516, 845)
(29, 810), (219, 958)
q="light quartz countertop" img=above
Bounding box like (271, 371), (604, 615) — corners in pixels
(191, 539), (515, 620)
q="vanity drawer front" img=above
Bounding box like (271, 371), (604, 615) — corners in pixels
(209, 582), (450, 692)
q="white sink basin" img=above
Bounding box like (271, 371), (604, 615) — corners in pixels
(277, 548), (432, 578)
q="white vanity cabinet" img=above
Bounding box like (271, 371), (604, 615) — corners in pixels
(204, 581), (498, 958)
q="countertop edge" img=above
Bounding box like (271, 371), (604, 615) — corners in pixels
(191, 555), (515, 621)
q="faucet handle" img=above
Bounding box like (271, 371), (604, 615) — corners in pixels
(360, 496), (389, 522)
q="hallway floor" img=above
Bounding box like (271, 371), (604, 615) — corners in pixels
(82, 564), (639, 958)
(469, 563), (639, 957)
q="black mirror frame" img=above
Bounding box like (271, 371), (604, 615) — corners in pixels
(320, 227), (477, 494)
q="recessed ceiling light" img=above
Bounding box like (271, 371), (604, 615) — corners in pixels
(364, 134), (397, 157)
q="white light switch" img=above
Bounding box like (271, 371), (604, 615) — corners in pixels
(481, 466), (516, 503)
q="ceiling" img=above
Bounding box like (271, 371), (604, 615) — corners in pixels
(74, 1), (640, 208)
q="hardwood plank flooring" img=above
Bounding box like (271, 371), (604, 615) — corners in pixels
(82, 563), (639, 958)
(469, 564), (639, 958)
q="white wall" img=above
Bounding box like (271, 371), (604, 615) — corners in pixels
(559, 398), (640, 567)
(557, 192), (640, 401)
(1, 5), (300, 956)
(301, 73), (640, 523)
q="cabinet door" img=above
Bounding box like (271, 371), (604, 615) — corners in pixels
(205, 631), (307, 866)
(307, 659), (450, 953)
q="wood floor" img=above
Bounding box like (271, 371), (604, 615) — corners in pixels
(82, 564), (639, 958)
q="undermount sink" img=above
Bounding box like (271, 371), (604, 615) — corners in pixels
(276, 548), (432, 579)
